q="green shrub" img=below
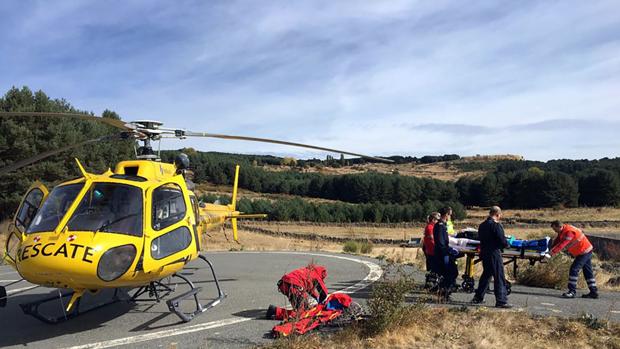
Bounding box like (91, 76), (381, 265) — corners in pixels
(343, 241), (360, 253)
(363, 266), (417, 336)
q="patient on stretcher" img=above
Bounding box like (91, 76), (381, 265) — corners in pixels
(450, 229), (551, 257)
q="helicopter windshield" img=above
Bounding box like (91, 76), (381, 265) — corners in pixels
(27, 183), (84, 234)
(66, 183), (143, 237)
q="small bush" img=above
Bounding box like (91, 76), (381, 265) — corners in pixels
(363, 266), (417, 336)
(517, 254), (570, 288)
(360, 240), (374, 254)
(343, 241), (360, 253)
(517, 254), (591, 289)
(578, 313), (607, 330)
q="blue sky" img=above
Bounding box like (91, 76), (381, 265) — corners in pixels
(1, 1), (619, 160)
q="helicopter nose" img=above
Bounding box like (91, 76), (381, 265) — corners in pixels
(16, 233), (101, 288)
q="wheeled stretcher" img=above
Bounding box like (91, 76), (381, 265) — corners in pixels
(449, 230), (551, 293)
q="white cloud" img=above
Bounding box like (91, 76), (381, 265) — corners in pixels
(1, 0), (619, 160)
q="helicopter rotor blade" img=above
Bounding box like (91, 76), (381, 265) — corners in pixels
(0, 134), (122, 176)
(182, 131), (393, 163)
(0, 112), (134, 131)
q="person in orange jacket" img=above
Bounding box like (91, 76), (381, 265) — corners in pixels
(549, 221), (598, 299)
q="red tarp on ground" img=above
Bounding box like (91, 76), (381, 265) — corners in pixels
(272, 293), (352, 337)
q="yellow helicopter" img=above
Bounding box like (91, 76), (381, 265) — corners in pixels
(0, 112), (389, 324)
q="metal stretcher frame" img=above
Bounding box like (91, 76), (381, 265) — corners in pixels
(459, 249), (549, 293)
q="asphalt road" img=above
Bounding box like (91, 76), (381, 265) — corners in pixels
(1, 251), (618, 349)
(403, 266), (620, 322)
(0, 251), (381, 349)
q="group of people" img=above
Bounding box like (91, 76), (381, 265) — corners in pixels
(422, 206), (598, 307)
(422, 206), (460, 301)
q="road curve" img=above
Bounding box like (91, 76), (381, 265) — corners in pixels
(0, 251), (381, 349)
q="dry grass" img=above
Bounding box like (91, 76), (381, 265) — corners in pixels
(467, 207), (620, 222)
(241, 221), (619, 241)
(242, 222), (417, 240)
(267, 307), (620, 349)
(200, 227), (343, 253)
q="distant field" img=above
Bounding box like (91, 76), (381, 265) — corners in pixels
(242, 221), (619, 241)
(466, 207), (620, 223)
(262, 161), (486, 181)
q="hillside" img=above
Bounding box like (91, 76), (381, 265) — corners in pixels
(261, 161), (486, 181)
(260, 155), (524, 181)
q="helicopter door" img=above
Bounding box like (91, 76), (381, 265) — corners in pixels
(4, 232), (22, 267)
(12, 182), (49, 233)
(143, 183), (195, 272)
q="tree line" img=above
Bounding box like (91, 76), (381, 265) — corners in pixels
(200, 194), (466, 223)
(161, 150), (462, 213)
(175, 150), (620, 211)
(0, 86), (133, 220)
(456, 163), (620, 209)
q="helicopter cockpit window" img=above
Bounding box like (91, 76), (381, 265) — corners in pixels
(67, 183), (143, 237)
(152, 184), (186, 231)
(27, 184), (84, 234)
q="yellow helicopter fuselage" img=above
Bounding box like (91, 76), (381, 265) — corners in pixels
(5, 159), (250, 299)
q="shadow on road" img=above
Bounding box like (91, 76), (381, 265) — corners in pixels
(232, 308), (268, 319)
(0, 289), (134, 348)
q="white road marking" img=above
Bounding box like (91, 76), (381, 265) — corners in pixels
(7, 285), (38, 295)
(540, 302), (555, 306)
(284, 252), (383, 294)
(63, 252), (383, 349)
(232, 251), (384, 294)
(64, 317), (252, 349)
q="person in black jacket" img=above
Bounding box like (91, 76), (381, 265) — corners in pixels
(433, 207), (458, 300)
(472, 206), (512, 308)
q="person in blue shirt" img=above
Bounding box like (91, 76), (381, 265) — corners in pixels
(433, 207), (458, 301)
(471, 206), (512, 308)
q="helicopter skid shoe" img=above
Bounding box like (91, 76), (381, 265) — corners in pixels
(19, 289), (120, 324)
(166, 256), (227, 323)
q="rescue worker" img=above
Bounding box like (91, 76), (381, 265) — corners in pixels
(472, 206), (512, 308)
(423, 212), (440, 288)
(549, 221), (598, 299)
(266, 264), (329, 320)
(433, 207), (458, 300)
(446, 206), (455, 235)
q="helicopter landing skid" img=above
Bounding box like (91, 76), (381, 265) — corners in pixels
(130, 254), (227, 323)
(165, 255), (227, 322)
(20, 289), (120, 324)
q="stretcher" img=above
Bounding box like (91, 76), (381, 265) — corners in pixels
(450, 231), (551, 293)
